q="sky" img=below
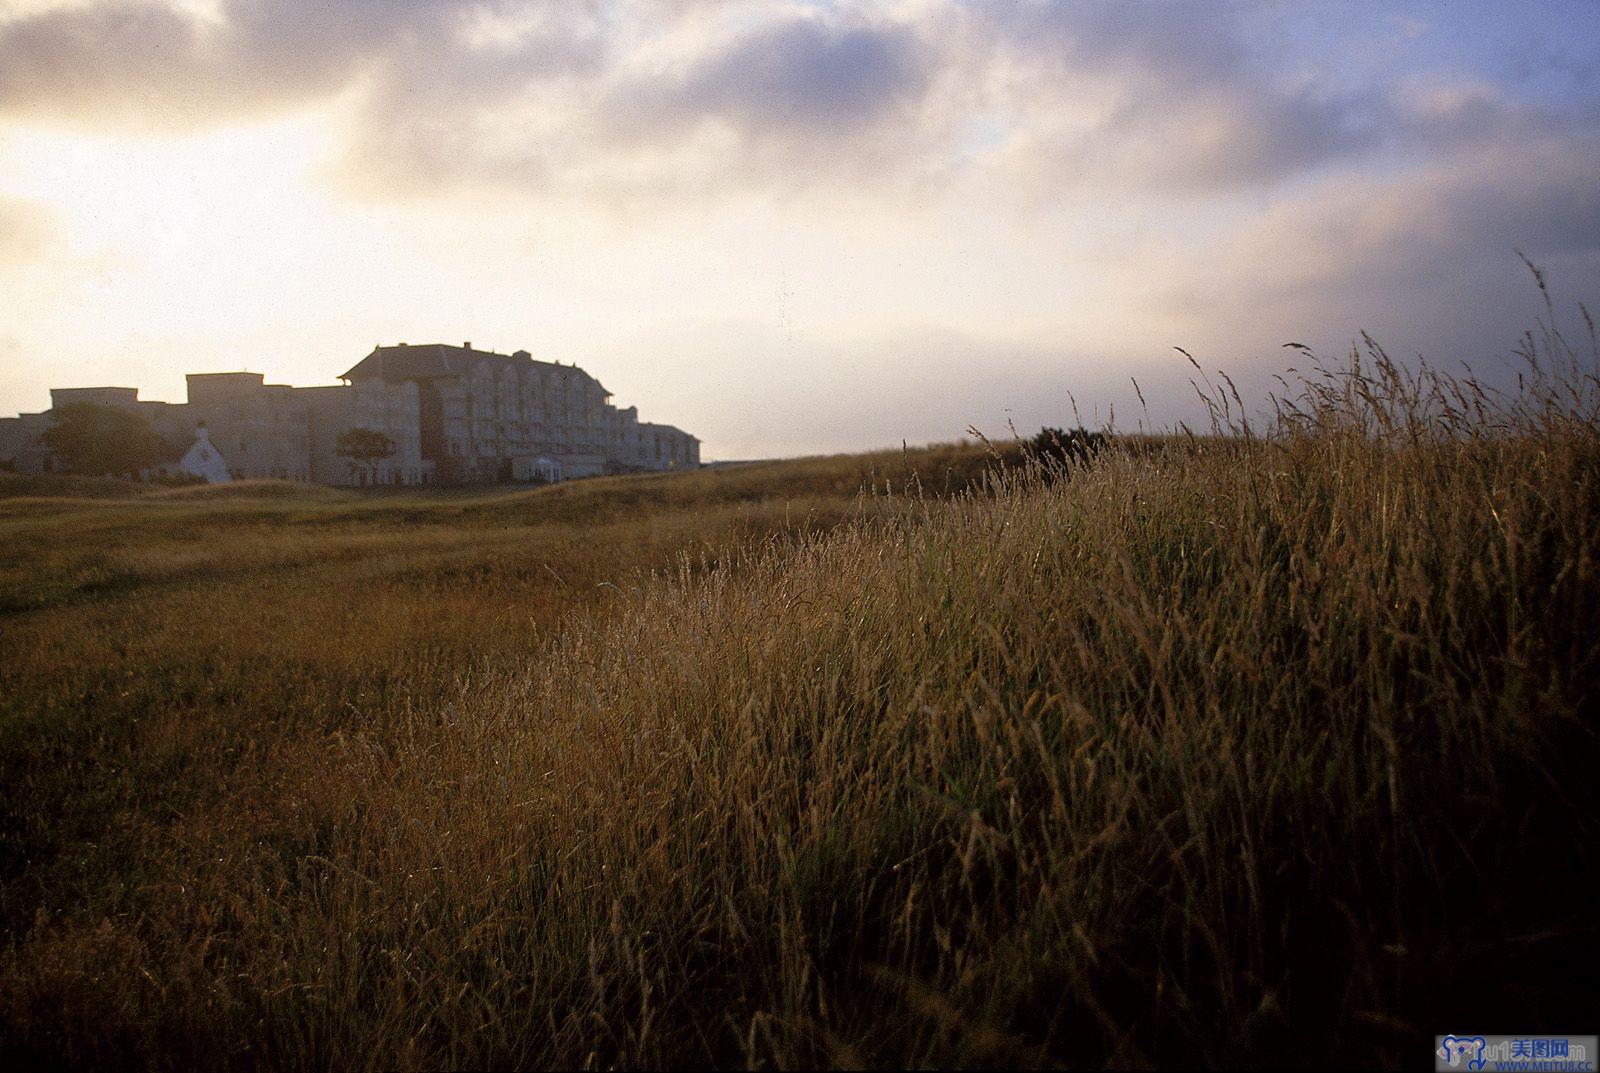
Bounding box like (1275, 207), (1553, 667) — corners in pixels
(0, 0), (1597, 459)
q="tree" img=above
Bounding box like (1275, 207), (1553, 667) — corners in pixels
(335, 428), (396, 484)
(41, 403), (164, 478)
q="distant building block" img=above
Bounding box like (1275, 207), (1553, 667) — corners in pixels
(7, 342), (699, 487)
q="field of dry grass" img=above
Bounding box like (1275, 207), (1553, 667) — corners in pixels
(1, 327), (1597, 1068)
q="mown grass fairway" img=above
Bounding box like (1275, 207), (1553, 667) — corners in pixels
(1, 353), (1597, 1069)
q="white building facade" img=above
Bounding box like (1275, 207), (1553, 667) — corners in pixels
(340, 343), (699, 483)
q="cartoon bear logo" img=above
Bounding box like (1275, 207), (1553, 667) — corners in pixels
(1438, 1035), (1488, 1070)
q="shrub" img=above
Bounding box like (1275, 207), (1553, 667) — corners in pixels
(1025, 425), (1108, 472)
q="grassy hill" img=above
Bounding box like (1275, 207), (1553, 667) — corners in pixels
(2, 345), (1597, 1068)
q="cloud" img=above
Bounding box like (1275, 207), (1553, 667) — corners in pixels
(0, 0), (600, 129)
(0, 2), (219, 126)
(3, 0), (1589, 213)
(593, 14), (941, 196)
(325, 0), (1597, 211)
(969, 1), (1434, 196)
(333, 8), (945, 205)
(1001, 82), (1386, 196)
(1135, 126), (1600, 389)
(670, 18), (929, 136)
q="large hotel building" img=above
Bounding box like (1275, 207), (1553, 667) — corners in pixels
(0, 342), (700, 485)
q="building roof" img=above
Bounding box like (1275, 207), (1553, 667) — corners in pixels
(637, 421), (700, 441)
(341, 343), (607, 394)
(50, 386), (141, 408)
(186, 371), (264, 384)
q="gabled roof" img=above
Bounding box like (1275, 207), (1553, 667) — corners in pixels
(341, 344), (606, 394)
(342, 344), (488, 382)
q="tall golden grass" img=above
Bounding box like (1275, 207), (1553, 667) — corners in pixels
(2, 304), (1597, 1067)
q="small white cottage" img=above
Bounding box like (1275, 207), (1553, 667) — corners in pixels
(179, 426), (232, 483)
(511, 454), (564, 483)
